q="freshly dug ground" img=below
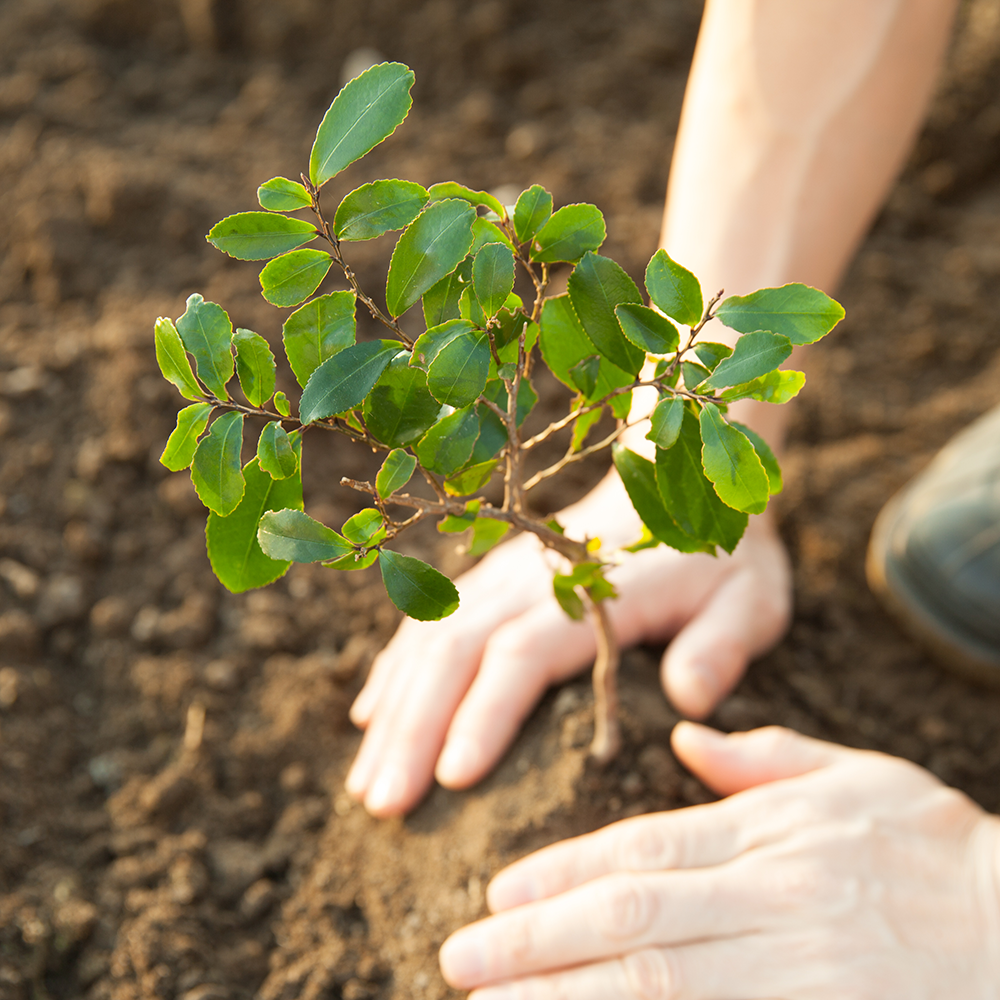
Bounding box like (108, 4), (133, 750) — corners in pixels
(3, 1), (1000, 997)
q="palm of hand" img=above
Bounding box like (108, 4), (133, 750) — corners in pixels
(346, 471), (792, 816)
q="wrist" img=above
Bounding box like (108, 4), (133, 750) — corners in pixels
(970, 814), (1000, 992)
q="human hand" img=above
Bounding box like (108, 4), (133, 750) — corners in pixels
(440, 722), (1000, 999)
(345, 471), (792, 816)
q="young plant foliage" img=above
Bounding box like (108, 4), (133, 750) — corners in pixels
(154, 61), (843, 766)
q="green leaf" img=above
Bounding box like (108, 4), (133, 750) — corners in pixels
(703, 331), (793, 390)
(467, 518), (509, 556)
(343, 508), (386, 546)
(257, 176), (312, 212)
(190, 411), (245, 516)
(459, 286), (487, 328)
(645, 397), (684, 450)
(444, 459), (498, 496)
(493, 306), (538, 361)
(645, 249), (703, 327)
(273, 391), (291, 417)
(160, 402), (212, 471)
(363, 352), (441, 446)
(682, 361), (711, 390)
(551, 563), (613, 621)
(571, 405), (603, 452)
(612, 444), (712, 554)
(411, 319), (476, 370)
(569, 355), (600, 398)
(386, 199), (476, 317)
(206, 452), (303, 593)
(482, 377), (537, 427)
(568, 253), (645, 375)
(260, 249), (333, 308)
(699, 404), (769, 515)
(415, 406), (480, 475)
(376, 449), (417, 498)
(155, 317), (203, 401)
(513, 184), (552, 244)
(233, 328), (276, 406)
(422, 259), (471, 328)
(299, 340), (400, 423)
(427, 328), (491, 407)
(730, 422), (782, 495)
(693, 342), (732, 371)
(538, 295), (634, 401)
(334, 179), (429, 241)
(256, 421), (298, 479)
(428, 181), (505, 219)
(552, 574), (585, 620)
(715, 283), (845, 346)
(530, 204), (605, 263)
(471, 217), (515, 252)
(325, 549), (379, 572)
(615, 303), (680, 355)
(378, 549), (459, 621)
(282, 290), (357, 389)
(438, 500), (480, 533)
(310, 61), (415, 186)
(207, 212), (317, 261)
(176, 293), (234, 401)
(610, 391), (633, 420)
(257, 509), (353, 562)
(472, 242), (515, 318)
(654, 409), (748, 553)
(720, 369), (805, 404)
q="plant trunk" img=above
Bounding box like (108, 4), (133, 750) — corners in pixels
(586, 596), (620, 764)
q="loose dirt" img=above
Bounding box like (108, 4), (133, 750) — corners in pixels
(3, 1), (1000, 997)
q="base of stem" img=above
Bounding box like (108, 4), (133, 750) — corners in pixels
(585, 595), (621, 766)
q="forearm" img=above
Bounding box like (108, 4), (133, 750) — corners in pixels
(657, 0), (958, 451)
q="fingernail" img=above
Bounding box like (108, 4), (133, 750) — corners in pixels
(436, 735), (479, 786)
(365, 763), (406, 814)
(440, 933), (485, 986)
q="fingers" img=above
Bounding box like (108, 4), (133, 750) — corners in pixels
(485, 800), (748, 912)
(345, 626), (488, 815)
(458, 933), (815, 1000)
(671, 722), (855, 796)
(443, 868), (762, 990)
(435, 602), (597, 788)
(661, 556), (791, 719)
(345, 535), (568, 815)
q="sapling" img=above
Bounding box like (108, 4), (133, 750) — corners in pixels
(154, 62), (843, 763)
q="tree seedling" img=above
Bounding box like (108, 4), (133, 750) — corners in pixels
(155, 62), (843, 763)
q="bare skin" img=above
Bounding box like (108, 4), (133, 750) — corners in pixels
(346, 0), (958, 818)
(440, 723), (1000, 999)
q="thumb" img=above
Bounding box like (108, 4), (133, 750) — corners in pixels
(671, 721), (857, 796)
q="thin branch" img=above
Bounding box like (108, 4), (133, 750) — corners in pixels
(303, 174), (414, 348)
(522, 421), (634, 492)
(338, 478), (589, 564)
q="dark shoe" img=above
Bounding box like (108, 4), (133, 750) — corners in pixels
(866, 404), (1000, 684)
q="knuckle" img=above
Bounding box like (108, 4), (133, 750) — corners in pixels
(621, 948), (677, 1000)
(758, 859), (851, 913)
(749, 724), (796, 753)
(614, 818), (680, 871)
(482, 621), (536, 664)
(593, 876), (659, 941)
(498, 912), (539, 969)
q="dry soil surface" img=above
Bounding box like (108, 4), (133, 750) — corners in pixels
(3, 1), (1000, 997)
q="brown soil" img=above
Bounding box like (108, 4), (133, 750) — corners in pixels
(3, 1), (1000, 997)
